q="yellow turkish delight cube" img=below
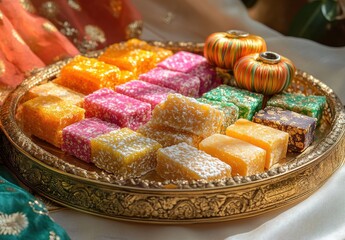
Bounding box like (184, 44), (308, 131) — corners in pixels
(90, 128), (162, 178)
(156, 142), (232, 181)
(23, 82), (85, 107)
(57, 55), (122, 94)
(226, 119), (289, 169)
(150, 94), (224, 138)
(199, 134), (266, 176)
(21, 96), (85, 147)
(137, 122), (203, 148)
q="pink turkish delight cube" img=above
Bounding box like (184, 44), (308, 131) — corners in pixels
(84, 88), (151, 130)
(115, 80), (176, 109)
(157, 51), (205, 72)
(62, 117), (120, 162)
(138, 68), (200, 97)
(157, 51), (217, 95)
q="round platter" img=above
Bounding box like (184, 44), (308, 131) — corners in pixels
(0, 42), (344, 224)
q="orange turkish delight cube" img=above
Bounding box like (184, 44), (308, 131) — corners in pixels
(20, 96), (85, 147)
(199, 134), (266, 176)
(226, 119), (289, 169)
(57, 55), (122, 94)
(156, 142), (232, 181)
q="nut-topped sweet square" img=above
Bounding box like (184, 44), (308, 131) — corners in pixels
(253, 106), (317, 152)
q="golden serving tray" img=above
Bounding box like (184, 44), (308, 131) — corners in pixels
(0, 42), (344, 224)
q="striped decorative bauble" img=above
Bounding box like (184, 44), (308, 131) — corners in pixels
(233, 51), (296, 95)
(204, 30), (267, 70)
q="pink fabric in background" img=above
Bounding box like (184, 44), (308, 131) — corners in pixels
(0, 0), (141, 88)
(30, 0), (142, 51)
(0, 0), (79, 65)
(0, 11), (45, 87)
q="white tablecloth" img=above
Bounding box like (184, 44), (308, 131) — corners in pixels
(51, 1), (345, 239)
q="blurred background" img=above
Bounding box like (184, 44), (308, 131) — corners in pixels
(244, 0), (345, 47)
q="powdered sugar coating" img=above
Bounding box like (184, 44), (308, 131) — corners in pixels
(157, 51), (217, 95)
(150, 94), (224, 138)
(84, 88), (151, 130)
(115, 80), (176, 109)
(61, 118), (120, 162)
(157, 51), (205, 72)
(90, 128), (162, 178)
(139, 68), (200, 97)
(156, 142), (232, 180)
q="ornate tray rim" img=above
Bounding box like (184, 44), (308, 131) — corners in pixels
(0, 42), (344, 223)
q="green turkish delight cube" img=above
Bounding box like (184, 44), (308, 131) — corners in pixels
(201, 85), (263, 120)
(267, 92), (326, 122)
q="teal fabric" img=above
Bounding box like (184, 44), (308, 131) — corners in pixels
(0, 173), (70, 239)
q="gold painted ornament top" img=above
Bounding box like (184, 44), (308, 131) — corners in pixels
(258, 51), (281, 64)
(225, 30), (249, 38)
